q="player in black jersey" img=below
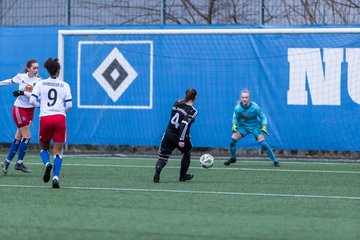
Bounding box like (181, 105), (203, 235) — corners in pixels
(153, 88), (198, 183)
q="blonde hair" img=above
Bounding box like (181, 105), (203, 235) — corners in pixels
(237, 88), (251, 104)
(241, 88), (251, 96)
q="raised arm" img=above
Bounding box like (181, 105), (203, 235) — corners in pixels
(0, 79), (13, 86)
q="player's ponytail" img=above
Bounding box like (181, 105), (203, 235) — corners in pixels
(44, 58), (61, 77)
(179, 88), (197, 104)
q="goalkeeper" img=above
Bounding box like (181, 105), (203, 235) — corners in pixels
(224, 88), (279, 167)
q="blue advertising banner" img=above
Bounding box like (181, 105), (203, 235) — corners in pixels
(1, 26), (360, 151)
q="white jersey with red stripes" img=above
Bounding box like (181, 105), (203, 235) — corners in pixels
(31, 77), (72, 117)
(11, 73), (41, 108)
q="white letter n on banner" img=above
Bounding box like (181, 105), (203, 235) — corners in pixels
(287, 48), (343, 105)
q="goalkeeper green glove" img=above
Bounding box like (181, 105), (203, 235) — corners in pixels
(261, 124), (269, 136)
(232, 123), (238, 133)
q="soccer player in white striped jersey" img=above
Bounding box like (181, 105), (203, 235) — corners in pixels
(29, 58), (72, 188)
(0, 59), (41, 174)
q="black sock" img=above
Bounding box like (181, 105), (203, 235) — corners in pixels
(155, 159), (167, 173)
(180, 151), (191, 177)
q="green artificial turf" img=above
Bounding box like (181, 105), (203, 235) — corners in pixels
(0, 154), (359, 240)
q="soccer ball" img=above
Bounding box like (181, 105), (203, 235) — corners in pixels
(199, 154), (214, 169)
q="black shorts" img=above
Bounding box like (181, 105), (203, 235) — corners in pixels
(158, 133), (192, 159)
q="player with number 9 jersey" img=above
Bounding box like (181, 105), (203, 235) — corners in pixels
(30, 57), (72, 189)
(31, 76), (72, 117)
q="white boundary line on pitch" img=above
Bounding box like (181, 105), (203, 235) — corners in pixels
(0, 184), (359, 201)
(63, 155), (360, 165)
(22, 162), (360, 174)
(1, 154), (359, 165)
